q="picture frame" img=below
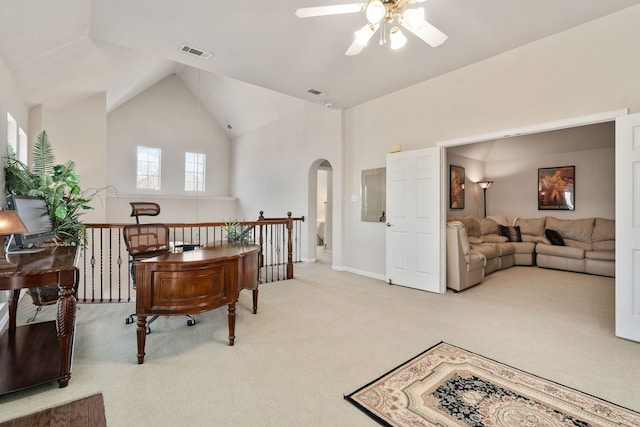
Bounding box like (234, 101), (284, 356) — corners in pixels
(450, 165), (465, 209)
(538, 166), (575, 210)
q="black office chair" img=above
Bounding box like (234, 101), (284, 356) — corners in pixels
(123, 202), (195, 332)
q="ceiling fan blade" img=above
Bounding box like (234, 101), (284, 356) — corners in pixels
(345, 23), (380, 56)
(345, 40), (366, 56)
(295, 3), (365, 18)
(401, 19), (448, 47)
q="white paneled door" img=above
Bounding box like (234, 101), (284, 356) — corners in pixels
(386, 147), (443, 293)
(615, 112), (640, 342)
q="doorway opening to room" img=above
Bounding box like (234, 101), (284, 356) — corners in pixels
(308, 159), (333, 266)
(444, 121), (615, 222)
(439, 112), (617, 321)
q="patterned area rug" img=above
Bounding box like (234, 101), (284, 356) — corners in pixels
(345, 342), (640, 427)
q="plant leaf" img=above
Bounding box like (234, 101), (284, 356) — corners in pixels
(32, 130), (55, 176)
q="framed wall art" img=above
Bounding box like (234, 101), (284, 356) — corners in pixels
(450, 165), (465, 209)
(538, 166), (575, 210)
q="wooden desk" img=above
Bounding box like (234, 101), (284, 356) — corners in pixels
(135, 244), (260, 364)
(0, 246), (79, 396)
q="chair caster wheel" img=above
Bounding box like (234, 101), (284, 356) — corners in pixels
(125, 316), (134, 325)
(187, 319), (196, 326)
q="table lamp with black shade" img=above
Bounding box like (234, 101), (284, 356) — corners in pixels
(0, 210), (28, 269)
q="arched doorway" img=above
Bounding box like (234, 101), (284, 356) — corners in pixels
(307, 159), (333, 264)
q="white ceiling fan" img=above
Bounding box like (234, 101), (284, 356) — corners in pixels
(295, 0), (448, 56)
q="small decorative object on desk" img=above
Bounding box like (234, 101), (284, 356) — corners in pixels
(222, 219), (254, 245)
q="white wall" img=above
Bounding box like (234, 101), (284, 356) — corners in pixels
(448, 122), (615, 220)
(0, 56), (29, 197)
(231, 103), (342, 263)
(106, 75), (236, 223)
(487, 148), (614, 220)
(446, 154), (485, 218)
(342, 5), (640, 278)
(29, 93), (108, 224)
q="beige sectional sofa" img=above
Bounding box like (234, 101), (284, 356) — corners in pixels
(536, 216), (615, 277)
(445, 214), (615, 291)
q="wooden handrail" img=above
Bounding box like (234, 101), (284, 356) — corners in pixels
(79, 212), (304, 302)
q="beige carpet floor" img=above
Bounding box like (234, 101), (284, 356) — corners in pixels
(1, 259), (638, 426)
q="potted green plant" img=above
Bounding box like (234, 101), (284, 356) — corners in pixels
(4, 130), (94, 245)
(4, 130), (98, 308)
(222, 219), (254, 245)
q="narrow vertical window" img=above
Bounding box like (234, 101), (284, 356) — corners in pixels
(18, 128), (28, 163)
(185, 152), (206, 192)
(137, 146), (161, 190)
(7, 113), (17, 155)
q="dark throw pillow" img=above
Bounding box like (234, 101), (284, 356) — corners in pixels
(545, 229), (565, 246)
(499, 225), (522, 242)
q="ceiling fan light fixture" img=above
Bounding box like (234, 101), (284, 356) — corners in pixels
(365, 0), (386, 24)
(354, 23), (377, 46)
(389, 27), (407, 50)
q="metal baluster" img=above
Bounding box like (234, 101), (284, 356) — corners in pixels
(117, 229), (123, 302)
(90, 228), (96, 303)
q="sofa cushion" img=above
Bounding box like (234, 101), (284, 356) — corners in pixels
(481, 234), (509, 243)
(593, 240), (615, 251)
(468, 236), (484, 244)
(545, 217), (594, 242)
(495, 243), (516, 256)
(478, 218), (500, 236)
(509, 241), (536, 254)
(585, 250), (615, 261)
(592, 218), (615, 242)
(499, 225), (522, 242)
(536, 243), (585, 259)
(564, 239), (593, 251)
(522, 234), (550, 244)
(472, 244), (500, 259)
(487, 214), (518, 226)
(545, 229), (565, 246)
(516, 217), (546, 236)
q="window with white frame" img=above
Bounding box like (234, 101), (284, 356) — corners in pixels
(185, 151), (206, 192)
(7, 113), (18, 155)
(18, 128), (27, 163)
(6, 113), (28, 163)
(136, 146), (161, 190)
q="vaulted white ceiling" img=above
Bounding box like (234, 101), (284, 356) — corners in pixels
(2, 0), (639, 138)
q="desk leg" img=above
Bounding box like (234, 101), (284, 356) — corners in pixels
(136, 316), (147, 364)
(56, 283), (76, 388)
(252, 289), (259, 314)
(7, 289), (20, 332)
(228, 303), (236, 346)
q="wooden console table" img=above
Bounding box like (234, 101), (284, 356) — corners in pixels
(135, 244), (260, 364)
(0, 246), (79, 396)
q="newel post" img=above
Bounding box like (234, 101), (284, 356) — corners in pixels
(286, 212), (294, 279)
(257, 211), (265, 268)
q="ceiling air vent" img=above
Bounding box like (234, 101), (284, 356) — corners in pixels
(179, 44), (213, 60)
(307, 88), (327, 96)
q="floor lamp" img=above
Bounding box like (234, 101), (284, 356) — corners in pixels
(477, 180), (493, 218)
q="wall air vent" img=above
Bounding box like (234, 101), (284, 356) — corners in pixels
(307, 88), (327, 96)
(179, 44), (213, 60)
